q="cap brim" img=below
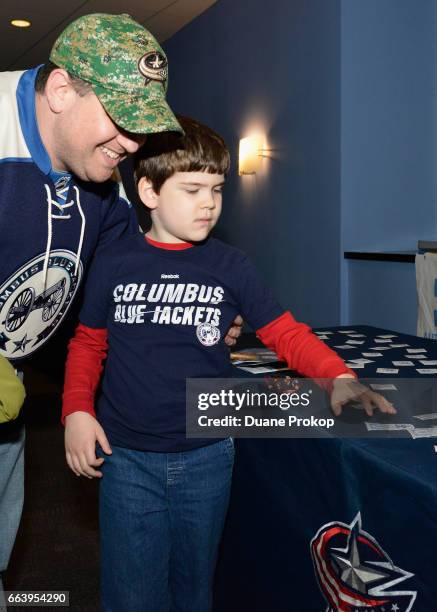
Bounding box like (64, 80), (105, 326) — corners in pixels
(94, 85), (183, 135)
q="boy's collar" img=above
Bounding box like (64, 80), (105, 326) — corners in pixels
(145, 234), (194, 251)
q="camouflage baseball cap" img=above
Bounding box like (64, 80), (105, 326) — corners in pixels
(50, 13), (182, 135)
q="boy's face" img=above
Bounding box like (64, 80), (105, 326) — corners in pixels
(140, 171), (224, 243)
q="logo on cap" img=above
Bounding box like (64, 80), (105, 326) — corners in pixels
(138, 51), (168, 88)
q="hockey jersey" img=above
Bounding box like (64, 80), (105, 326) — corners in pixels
(0, 67), (138, 362)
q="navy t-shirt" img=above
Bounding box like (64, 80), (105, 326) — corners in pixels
(80, 234), (284, 451)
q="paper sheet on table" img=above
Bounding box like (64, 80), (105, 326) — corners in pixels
(236, 365), (290, 374)
(409, 426), (437, 439)
(368, 346), (391, 351)
(370, 383), (397, 391)
(349, 359), (374, 364)
(365, 422), (414, 431)
(231, 348), (279, 364)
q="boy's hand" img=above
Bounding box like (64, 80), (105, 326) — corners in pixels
(224, 315), (243, 346)
(330, 374), (396, 417)
(65, 411), (112, 479)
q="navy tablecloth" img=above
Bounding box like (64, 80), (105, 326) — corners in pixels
(214, 326), (437, 612)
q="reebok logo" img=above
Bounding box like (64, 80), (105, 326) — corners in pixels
(161, 274), (180, 279)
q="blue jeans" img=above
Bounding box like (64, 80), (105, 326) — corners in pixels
(98, 438), (235, 612)
(0, 426), (25, 612)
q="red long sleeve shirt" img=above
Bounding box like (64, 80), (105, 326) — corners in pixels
(62, 311), (354, 423)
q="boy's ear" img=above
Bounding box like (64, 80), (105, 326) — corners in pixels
(137, 177), (159, 210)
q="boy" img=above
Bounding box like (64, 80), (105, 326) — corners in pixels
(62, 117), (395, 611)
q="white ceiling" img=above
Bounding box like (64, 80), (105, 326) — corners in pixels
(0, 0), (217, 70)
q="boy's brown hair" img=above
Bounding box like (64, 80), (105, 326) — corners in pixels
(134, 115), (230, 193)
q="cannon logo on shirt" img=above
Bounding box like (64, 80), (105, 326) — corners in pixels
(112, 282), (224, 346)
(0, 250), (82, 360)
(311, 512), (417, 611)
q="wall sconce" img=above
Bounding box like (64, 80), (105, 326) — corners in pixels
(238, 135), (264, 175)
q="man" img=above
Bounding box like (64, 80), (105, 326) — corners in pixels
(0, 12), (241, 607)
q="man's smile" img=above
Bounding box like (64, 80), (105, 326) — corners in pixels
(100, 145), (122, 161)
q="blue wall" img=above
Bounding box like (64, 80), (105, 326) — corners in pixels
(341, 0), (437, 252)
(165, 0), (342, 327)
(164, 0), (437, 333)
(347, 260), (417, 335)
(341, 0), (437, 332)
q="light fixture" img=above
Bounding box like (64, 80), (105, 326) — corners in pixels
(238, 135), (264, 175)
(11, 19), (31, 28)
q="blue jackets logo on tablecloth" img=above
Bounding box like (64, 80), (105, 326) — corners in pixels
(311, 513), (417, 611)
(0, 250), (82, 360)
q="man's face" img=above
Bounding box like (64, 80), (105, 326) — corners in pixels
(144, 171), (225, 244)
(53, 90), (145, 182)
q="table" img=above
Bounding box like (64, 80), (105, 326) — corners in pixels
(213, 326), (437, 612)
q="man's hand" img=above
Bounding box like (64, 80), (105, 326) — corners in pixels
(65, 411), (112, 479)
(330, 374), (397, 417)
(224, 315), (243, 347)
